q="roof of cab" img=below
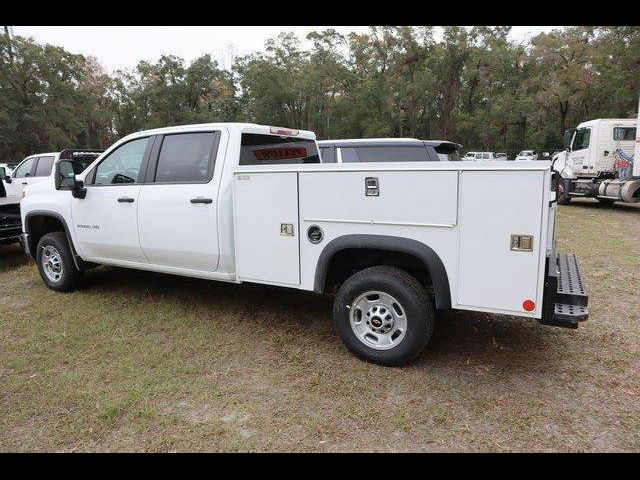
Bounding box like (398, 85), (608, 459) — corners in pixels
(318, 138), (461, 149)
(123, 123), (316, 141)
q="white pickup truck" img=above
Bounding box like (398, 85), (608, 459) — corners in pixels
(1, 150), (101, 244)
(19, 123), (589, 366)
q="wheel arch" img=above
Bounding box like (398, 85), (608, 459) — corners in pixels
(314, 234), (452, 310)
(24, 210), (86, 270)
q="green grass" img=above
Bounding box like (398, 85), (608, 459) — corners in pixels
(1, 198), (639, 451)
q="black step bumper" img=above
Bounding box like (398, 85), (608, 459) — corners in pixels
(539, 252), (589, 329)
(0, 215), (22, 245)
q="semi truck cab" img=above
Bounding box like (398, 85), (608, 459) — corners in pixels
(553, 118), (640, 204)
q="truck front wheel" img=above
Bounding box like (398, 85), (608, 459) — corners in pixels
(333, 266), (434, 366)
(36, 232), (84, 292)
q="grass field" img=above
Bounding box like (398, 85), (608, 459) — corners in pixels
(1, 198), (639, 452)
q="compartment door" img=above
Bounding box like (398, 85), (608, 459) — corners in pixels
(457, 170), (544, 314)
(233, 172), (300, 286)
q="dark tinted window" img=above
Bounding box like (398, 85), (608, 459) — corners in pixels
(94, 137), (150, 185)
(71, 156), (97, 174)
(320, 147), (336, 163)
(240, 134), (320, 165)
(340, 148), (359, 163)
(342, 146), (430, 163)
(155, 132), (218, 183)
(34, 156), (55, 176)
(433, 144), (462, 161)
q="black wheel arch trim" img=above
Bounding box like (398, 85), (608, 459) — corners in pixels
(314, 234), (452, 310)
(24, 210), (87, 271)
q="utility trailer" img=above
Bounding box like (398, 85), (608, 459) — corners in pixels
(20, 123), (589, 366)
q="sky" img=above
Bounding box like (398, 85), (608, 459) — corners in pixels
(11, 26), (562, 73)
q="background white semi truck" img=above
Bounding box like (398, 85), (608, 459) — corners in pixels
(553, 92), (640, 205)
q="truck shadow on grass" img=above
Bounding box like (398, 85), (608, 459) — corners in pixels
(84, 265), (565, 375)
(0, 244), (29, 271)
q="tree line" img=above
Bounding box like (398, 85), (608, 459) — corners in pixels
(1, 26), (639, 162)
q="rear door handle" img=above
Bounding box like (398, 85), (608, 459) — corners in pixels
(117, 197), (135, 203)
(22, 182), (28, 185)
(190, 198), (213, 204)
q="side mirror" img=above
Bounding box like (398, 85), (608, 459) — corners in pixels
(55, 160), (86, 199)
(563, 128), (575, 151)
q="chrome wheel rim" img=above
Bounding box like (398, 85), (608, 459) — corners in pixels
(349, 291), (407, 350)
(42, 245), (63, 282)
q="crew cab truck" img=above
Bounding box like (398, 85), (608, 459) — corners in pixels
(553, 118), (639, 204)
(1, 150), (101, 245)
(20, 123), (589, 366)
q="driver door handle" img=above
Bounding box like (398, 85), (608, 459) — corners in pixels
(190, 198), (213, 204)
(117, 197), (135, 203)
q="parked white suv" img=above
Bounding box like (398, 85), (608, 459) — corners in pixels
(20, 123), (589, 366)
(318, 139), (462, 163)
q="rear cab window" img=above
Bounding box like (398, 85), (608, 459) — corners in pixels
(240, 133), (320, 165)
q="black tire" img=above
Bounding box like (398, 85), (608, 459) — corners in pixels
(556, 178), (572, 205)
(596, 197), (616, 205)
(333, 266), (434, 366)
(36, 231), (84, 292)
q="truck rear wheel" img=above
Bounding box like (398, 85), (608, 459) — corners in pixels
(556, 179), (572, 205)
(36, 232), (84, 292)
(332, 266), (434, 366)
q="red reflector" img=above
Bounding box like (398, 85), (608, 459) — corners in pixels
(253, 147), (307, 161)
(270, 126), (299, 136)
(523, 300), (535, 312)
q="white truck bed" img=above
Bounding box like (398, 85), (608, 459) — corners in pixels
(232, 161), (555, 319)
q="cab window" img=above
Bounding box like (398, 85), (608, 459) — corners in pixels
(34, 156), (55, 177)
(340, 148), (360, 163)
(154, 132), (219, 183)
(93, 137), (150, 185)
(13, 158), (36, 178)
(613, 127), (636, 141)
(239, 134), (320, 165)
(355, 146), (430, 162)
(320, 147), (336, 163)
(572, 128), (591, 151)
